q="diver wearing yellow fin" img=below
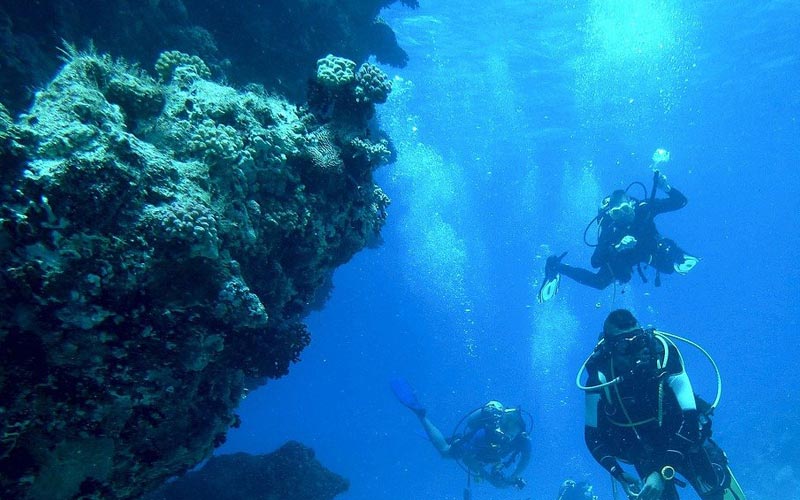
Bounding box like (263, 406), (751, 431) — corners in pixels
(578, 310), (747, 500)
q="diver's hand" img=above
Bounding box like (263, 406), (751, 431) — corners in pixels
(487, 469), (507, 488)
(638, 472), (666, 500)
(656, 172), (672, 193)
(510, 476), (526, 490)
(487, 470), (524, 489)
(618, 471), (642, 499)
(614, 235), (638, 251)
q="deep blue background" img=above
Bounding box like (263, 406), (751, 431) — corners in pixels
(219, 2), (800, 499)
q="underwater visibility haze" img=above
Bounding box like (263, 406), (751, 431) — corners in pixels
(0, 1), (798, 499)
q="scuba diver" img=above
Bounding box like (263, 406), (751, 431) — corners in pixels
(538, 150), (699, 302)
(576, 309), (746, 500)
(391, 378), (531, 494)
(558, 479), (598, 500)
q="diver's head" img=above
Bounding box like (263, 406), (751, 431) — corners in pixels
(603, 309), (641, 340)
(482, 400), (505, 419)
(600, 189), (635, 224)
(558, 480), (597, 500)
(603, 310), (656, 377)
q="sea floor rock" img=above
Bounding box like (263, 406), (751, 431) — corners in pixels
(144, 441), (349, 500)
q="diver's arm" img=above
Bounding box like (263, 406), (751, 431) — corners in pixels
(667, 371), (697, 412)
(487, 437), (531, 489)
(650, 187), (687, 215)
(667, 371), (702, 449)
(463, 455), (487, 480)
(585, 380), (641, 495)
(584, 394), (625, 481)
(666, 344), (702, 447)
(637, 370), (703, 478)
(464, 407), (489, 429)
(510, 435), (532, 478)
(585, 425), (628, 481)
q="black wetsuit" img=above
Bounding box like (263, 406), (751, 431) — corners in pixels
(560, 188), (688, 289)
(584, 336), (732, 500)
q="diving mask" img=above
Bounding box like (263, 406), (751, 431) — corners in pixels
(606, 328), (649, 356)
(482, 401), (505, 423)
(607, 201), (635, 221)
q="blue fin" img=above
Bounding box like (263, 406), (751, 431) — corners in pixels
(390, 378), (425, 415)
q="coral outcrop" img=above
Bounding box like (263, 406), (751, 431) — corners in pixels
(0, 50), (392, 499)
(144, 441), (349, 500)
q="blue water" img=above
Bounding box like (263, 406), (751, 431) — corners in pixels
(219, 1), (800, 499)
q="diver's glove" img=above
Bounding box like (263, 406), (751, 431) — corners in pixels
(487, 469), (507, 488)
(614, 235), (638, 251)
(655, 171), (672, 193)
(616, 471), (642, 499)
(637, 471), (667, 500)
(488, 469), (525, 489)
(510, 476), (526, 490)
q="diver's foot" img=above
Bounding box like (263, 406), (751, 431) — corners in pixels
(674, 254), (699, 275)
(544, 253), (566, 280)
(538, 256), (565, 304)
(538, 253), (566, 303)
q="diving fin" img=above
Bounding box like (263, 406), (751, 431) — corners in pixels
(537, 252), (566, 303)
(390, 378), (426, 417)
(537, 274), (560, 303)
(722, 466), (746, 500)
(674, 254), (700, 275)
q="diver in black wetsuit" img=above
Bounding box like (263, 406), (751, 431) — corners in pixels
(538, 172), (698, 302)
(578, 310), (746, 500)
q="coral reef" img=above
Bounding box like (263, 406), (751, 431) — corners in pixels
(0, 50), (392, 499)
(0, 0), (419, 111)
(155, 50), (212, 83)
(144, 441), (349, 500)
(317, 55), (358, 89)
(355, 63), (394, 104)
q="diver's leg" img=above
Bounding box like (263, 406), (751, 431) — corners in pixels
(558, 263), (616, 290)
(654, 238), (699, 275)
(418, 415), (453, 456)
